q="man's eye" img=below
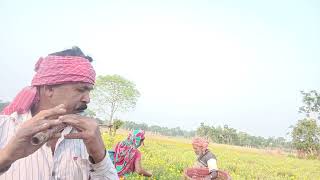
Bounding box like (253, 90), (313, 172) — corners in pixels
(78, 88), (86, 92)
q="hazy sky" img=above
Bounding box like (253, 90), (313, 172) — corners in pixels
(0, 0), (319, 138)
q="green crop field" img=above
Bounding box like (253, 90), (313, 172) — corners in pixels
(102, 132), (320, 180)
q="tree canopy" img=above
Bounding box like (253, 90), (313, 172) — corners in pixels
(90, 75), (140, 123)
(291, 90), (320, 157)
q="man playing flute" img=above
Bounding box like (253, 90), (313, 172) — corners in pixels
(0, 47), (118, 180)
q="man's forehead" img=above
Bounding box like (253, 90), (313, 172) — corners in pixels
(73, 82), (94, 90)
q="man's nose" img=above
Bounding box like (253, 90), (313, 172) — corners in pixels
(82, 92), (90, 104)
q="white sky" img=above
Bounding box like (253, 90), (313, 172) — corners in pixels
(0, 0), (319, 138)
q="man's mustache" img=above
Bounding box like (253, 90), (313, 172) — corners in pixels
(76, 104), (87, 111)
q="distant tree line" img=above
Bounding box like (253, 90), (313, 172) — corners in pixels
(121, 121), (196, 138)
(121, 120), (292, 149)
(196, 123), (291, 149)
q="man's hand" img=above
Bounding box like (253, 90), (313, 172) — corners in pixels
(0, 104), (66, 168)
(209, 170), (218, 179)
(59, 114), (105, 163)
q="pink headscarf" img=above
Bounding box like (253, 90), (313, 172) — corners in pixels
(192, 137), (209, 151)
(2, 56), (95, 115)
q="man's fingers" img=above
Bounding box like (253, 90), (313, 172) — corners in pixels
(59, 117), (85, 131)
(64, 132), (85, 139)
(31, 119), (62, 134)
(34, 104), (66, 121)
(49, 132), (62, 140)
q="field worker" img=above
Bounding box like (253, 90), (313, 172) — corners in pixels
(0, 47), (118, 179)
(192, 137), (218, 179)
(112, 129), (152, 178)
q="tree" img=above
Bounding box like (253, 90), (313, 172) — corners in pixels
(299, 90), (320, 119)
(291, 118), (320, 156)
(112, 119), (124, 136)
(290, 90), (320, 157)
(196, 123), (212, 138)
(91, 75), (140, 124)
(238, 132), (250, 146)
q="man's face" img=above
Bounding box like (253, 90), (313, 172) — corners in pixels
(49, 82), (93, 114)
(192, 144), (203, 155)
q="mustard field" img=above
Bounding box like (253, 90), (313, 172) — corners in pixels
(102, 132), (320, 180)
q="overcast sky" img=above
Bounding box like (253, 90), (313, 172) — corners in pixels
(0, 0), (319, 138)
